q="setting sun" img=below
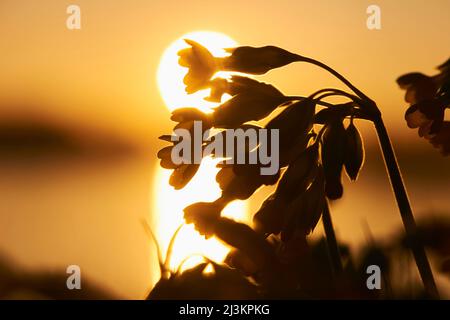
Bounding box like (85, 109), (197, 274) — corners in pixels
(1, 0), (449, 302)
(154, 31), (247, 272)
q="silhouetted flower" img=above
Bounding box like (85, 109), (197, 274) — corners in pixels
(276, 144), (319, 201)
(225, 249), (259, 276)
(179, 41), (302, 95)
(209, 217), (287, 292)
(404, 99), (446, 136)
(170, 108), (213, 131)
(428, 121), (450, 156)
(265, 98), (316, 166)
(172, 76), (289, 128)
(397, 73), (440, 105)
(314, 102), (365, 124)
(183, 198), (226, 238)
(344, 121), (364, 180)
(205, 78), (229, 102)
(210, 98), (316, 203)
(208, 123), (281, 202)
(149, 262), (259, 299)
(211, 77), (288, 128)
(397, 58), (450, 140)
(157, 135), (200, 190)
(154, 38), (446, 300)
(282, 167), (325, 240)
(253, 193), (287, 235)
(178, 39), (220, 94)
(216, 162), (280, 201)
(253, 145), (320, 236)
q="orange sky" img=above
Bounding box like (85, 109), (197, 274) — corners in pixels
(0, 0), (449, 299)
(1, 0), (449, 142)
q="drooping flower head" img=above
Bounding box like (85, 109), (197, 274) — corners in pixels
(397, 58), (450, 148)
(178, 40), (303, 94)
(157, 134), (200, 190)
(222, 45), (302, 74)
(178, 39), (220, 94)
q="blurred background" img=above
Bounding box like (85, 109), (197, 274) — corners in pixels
(0, 0), (449, 299)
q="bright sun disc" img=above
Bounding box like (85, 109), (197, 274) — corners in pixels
(157, 31), (237, 113)
(154, 31), (248, 272)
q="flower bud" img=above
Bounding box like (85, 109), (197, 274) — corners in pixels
(212, 81), (287, 128)
(225, 249), (259, 276)
(396, 73), (437, 104)
(282, 167), (325, 240)
(223, 45), (302, 74)
(253, 194), (286, 235)
(275, 144), (319, 202)
(344, 121), (364, 181)
(266, 98), (316, 166)
(321, 120), (346, 200)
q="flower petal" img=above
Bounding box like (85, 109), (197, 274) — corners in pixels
(169, 164), (200, 190)
(171, 108), (208, 123)
(157, 146), (172, 159)
(177, 39), (218, 94)
(183, 200), (224, 238)
(405, 106), (432, 129)
(396, 73), (428, 89)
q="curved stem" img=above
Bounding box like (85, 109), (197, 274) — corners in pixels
(312, 88), (361, 102)
(311, 88), (345, 99)
(297, 55), (372, 103)
(286, 95), (334, 108)
(297, 53), (438, 296)
(315, 92), (358, 104)
(373, 115), (439, 299)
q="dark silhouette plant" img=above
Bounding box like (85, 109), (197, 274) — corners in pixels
(397, 58), (450, 155)
(158, 40), (446, 299)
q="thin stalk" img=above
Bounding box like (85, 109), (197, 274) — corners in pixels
(297, 55), (371, 102)
(374, 116), (439, 299)
(288, 88), (360, 108)
(322, 201), (343, 274)
(313, 88), (361, 103)
(287, 95), (334, 108)
(297, 54), (439, 298)
(315, 92), (356, 104)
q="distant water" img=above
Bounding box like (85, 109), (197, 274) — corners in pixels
(0, 142), (449, 298)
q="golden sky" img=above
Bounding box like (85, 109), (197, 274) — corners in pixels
(1, 0), (449, 142)
(0, 0), (449, 299)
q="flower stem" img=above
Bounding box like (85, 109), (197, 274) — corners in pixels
(298, 56), (371, 102)
(296, 53), (439, 297)
(374, 115), (439, 299)
(287, 95), (334, 108)
(322, 201), (343, 274)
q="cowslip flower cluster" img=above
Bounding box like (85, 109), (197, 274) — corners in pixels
(158, 39), (368, 243)
(155, 39), (443, 299)
(397, 58), (450, 155)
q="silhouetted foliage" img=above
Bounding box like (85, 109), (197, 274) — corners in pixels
(155, 40), (447, 299)
(0, 254), (116, 299)
(397, 58), (450, 155)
